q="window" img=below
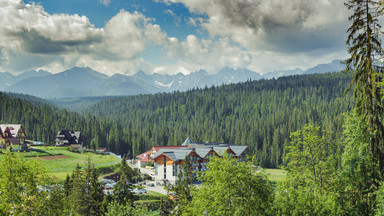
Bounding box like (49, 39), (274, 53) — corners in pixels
(154, 163), (158, 175)
(164, 156), (167, 179)
(173, 163), (177, 176)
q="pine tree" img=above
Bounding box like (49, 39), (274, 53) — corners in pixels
(344, 0), (384, 169)
(113, 155), (134, 205)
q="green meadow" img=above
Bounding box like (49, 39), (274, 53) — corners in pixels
(264, 168), (287, 184)
(0, 146), (120, 180)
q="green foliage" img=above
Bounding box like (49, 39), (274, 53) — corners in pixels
(274, 123), (341, 215)
(285, 122), (339, 189)
(173, 157), (193, 215)
(158, 198), (174, 216)
(113, 155), (134, 205)
(106, 200), (149, 216)
(344, 0), (384, 170)
(339, 111), (381, 215)
(65, 158), (104, 216)
(375, 182), (384, 215)
(0, 151), (50, 215)
(186, 154), (274, 215)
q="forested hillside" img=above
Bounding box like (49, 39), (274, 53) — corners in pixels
(0, 92), (133, 154)
(0, 72), (355, 168)
(84, 72), (355, 167)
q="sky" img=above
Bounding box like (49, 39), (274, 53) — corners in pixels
(0, 0), (350, 76)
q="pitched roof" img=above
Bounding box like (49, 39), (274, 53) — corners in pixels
(189, 142), (247, 157)
(152, 146), (185, 152)
(181, 137), (193, 146)
(0, 124), (9, 132)
(2, 124), (22, 136)
(229, 145), (248, 156)
(147, 138), (247, 162)
(9, 137), (20, 145)
(56, 130), (82, 144)
(136, 150), (152, 159)
(153, 148), (197, 161)
(195, 147), (214, 158)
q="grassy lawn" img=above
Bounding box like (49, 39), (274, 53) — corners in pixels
(264, 168), (287, 184)
(0, 146), (120, 180)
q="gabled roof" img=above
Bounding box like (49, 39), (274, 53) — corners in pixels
(162, 152), (177, 161)
(136, 151), (154, 162)
(1, 124), (23, 137)
(182, 137), (193, 146)
(153, 148), (198, 161)
(212, 146), (233, 156)
(0, 125), (10, 135)
(0, 125), (15, 138)
(188, 142), (247, 157)
(229, 145), (248, 156)
(56, 130), (82, 144)
(152, 146), (185, 152)
(195, 147), (214, 158)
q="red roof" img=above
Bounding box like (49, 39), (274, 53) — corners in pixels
(136, 150), (151, 159)
(136, 150), (153, 162)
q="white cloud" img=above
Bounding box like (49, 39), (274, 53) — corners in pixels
(162, 0), (348, 53)
(0, 0), (350, 76)
(159, 0), (349, 73)
(0, 1), (168, 75)
(99, 0), (111, 7)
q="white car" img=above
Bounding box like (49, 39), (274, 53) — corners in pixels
(132, 188), (142, 194)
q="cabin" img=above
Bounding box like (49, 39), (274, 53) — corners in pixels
(0, 124), (28, 150)
(55, 130), (83, 147)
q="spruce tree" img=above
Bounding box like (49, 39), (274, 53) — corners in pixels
(344, 0), (384, 169)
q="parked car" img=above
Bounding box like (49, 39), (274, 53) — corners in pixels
(100, 179), (116, 184)
(103, 190), (113, 195)
(132, 188), (142, 194)
(104, 183), (115, 190)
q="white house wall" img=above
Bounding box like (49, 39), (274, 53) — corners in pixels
(154, 163), (178, 183)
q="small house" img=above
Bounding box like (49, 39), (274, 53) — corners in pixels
(55, 130), (83, 147)
(0, 124), (28, 150)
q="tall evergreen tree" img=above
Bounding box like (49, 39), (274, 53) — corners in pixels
(344, 0), (384, 169)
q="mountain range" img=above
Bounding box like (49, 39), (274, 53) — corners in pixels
(1, 60), (345, 99)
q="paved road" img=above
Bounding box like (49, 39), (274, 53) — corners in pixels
(126, 160), (168, 195)
(145, 181), (168, 195)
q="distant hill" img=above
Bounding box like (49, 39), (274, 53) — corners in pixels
(4, 60), (345, 99)
(304, 60), (345, 74)
(49, 96), (117, 111)
(0, 69), (50, 91)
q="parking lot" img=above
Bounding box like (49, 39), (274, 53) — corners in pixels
(101, 160), (169, 195)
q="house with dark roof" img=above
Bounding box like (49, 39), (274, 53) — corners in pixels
(151, 138), (248, 183)
(0, 124), (28, 150)
(55, 130), (83, 147)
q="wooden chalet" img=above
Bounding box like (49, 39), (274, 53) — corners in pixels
(0, 124), (28, 150)
(55, 130), (83, 147)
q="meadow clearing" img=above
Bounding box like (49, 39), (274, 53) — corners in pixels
(0, 146), (120, 180)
